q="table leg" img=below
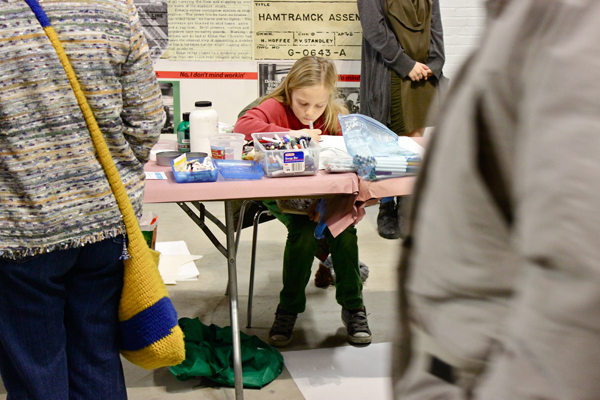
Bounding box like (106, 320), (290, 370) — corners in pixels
(225, 200), (244, 399)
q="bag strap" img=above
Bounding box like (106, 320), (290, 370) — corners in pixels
(24, 0), (146, 255)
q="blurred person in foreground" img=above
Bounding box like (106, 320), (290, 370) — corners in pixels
(393, 0), (600, 398)
(0, 0), (165, 398)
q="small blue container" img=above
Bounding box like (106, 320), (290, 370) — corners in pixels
(214, 159), (264, 180)
(170, 158), (218, 183)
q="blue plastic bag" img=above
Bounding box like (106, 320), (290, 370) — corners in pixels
(339, 114), (421, 180)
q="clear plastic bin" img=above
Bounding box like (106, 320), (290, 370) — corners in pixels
(251, 132), (320, 177)
(213, 159), (264, 180)
(210, 133), (245, 160)
(170, 158), (218, 183)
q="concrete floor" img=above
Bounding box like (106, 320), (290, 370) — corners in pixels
(0, 201), (403, 400)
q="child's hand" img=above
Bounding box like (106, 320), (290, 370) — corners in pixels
(408, 62), (431, 81)
(291, 129), (321, 143)
(308, 200), (320, 222)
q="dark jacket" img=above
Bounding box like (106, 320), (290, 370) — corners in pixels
(358, 0), (444, 126)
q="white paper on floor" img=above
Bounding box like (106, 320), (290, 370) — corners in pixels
(155, 241), (201, 284)
(283, 342), (393, 400)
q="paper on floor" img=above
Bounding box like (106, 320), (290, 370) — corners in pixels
(155, 241), (201, 284)
(283, 342), (393, 400)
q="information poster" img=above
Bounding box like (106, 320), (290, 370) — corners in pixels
(257, 63), (360, 111)
(135, 0), (169, 62)
(257, 62), (294, 96)
(168, 0), (253, 61)
(254, 0), (362, 60)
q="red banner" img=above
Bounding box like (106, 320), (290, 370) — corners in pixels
(156, 71), (361, 82)
(338, 74), (360, 82)
(155, 71), (258, 80)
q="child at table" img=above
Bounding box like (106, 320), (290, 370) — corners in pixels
(234, 56), (371, 346)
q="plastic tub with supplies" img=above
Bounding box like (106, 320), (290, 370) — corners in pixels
(251, 132), (320, 177)
(170, 157), (218, 183)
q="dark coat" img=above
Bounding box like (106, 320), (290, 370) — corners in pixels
(358, 0), (445, 126)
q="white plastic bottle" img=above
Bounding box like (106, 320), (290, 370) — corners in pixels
(189, 101), (218, 155)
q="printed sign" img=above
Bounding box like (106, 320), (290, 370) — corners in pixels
(254, 0), (362, 60)
(168, 0), (253, 61)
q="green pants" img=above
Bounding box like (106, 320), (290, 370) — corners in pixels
(264, 200), (363, 314)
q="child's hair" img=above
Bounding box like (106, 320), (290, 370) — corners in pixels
(262, 56), (348, 135)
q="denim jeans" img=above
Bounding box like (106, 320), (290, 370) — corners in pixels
(0, 236), (127, 400)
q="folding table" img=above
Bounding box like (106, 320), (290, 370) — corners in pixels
(143, 137), (424, 399)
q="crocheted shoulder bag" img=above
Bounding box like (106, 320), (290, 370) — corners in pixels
(24, 0), (185, 369)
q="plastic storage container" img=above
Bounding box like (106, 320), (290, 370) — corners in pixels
(170, 157), (218, 183)
(189, 101), (218, 155)
(214, 159), (264, 180)
(251, 132), (320, 177)
(210, 133), (245, 160)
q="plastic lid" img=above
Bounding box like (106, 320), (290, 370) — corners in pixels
(182, 112), (190, 121)
(156, 151), (182, 166)
(187, 152), (208, 159)
(195, 101), (212, 107)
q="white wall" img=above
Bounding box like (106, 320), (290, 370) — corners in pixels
(439, 0), (487, 79)
(155, 0), (488, 126)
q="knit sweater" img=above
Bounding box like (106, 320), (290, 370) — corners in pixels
(0, 0), (164, 259)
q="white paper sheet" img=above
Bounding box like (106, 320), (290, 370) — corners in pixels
(284, 342), (393, 400)
(398, 137), (425, 157)
(319, 135), (349, 153)
(145, 171), (168, 180)
(155, 241), (201, 284)
(318, 136), (352, 170)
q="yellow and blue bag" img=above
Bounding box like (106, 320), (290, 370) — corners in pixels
(25, 0), (185, 369)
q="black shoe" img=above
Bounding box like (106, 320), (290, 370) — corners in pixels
(268, 305), (297, 347)
(377, 201), (400, 239)
(341, 306), (372, 344)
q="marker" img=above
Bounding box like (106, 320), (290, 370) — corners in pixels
(260, 137), (281, 144)
(309, 121), (313, 129)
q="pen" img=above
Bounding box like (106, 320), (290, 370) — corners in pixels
(309, 121), (313, 129)
(260, 137), (281, 143)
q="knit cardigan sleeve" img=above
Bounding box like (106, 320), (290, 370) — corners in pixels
(427, 0), (446, 79)
(119, 0), (165, 164)
(358, 0), (416, 78)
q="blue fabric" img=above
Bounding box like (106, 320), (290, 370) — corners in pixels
(0, 237), (127, 400)
(381, 196), (394, 203)
(314, 199), (328, 239)
(120, 296), (179, 351)
(24, 0), (51, 27)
